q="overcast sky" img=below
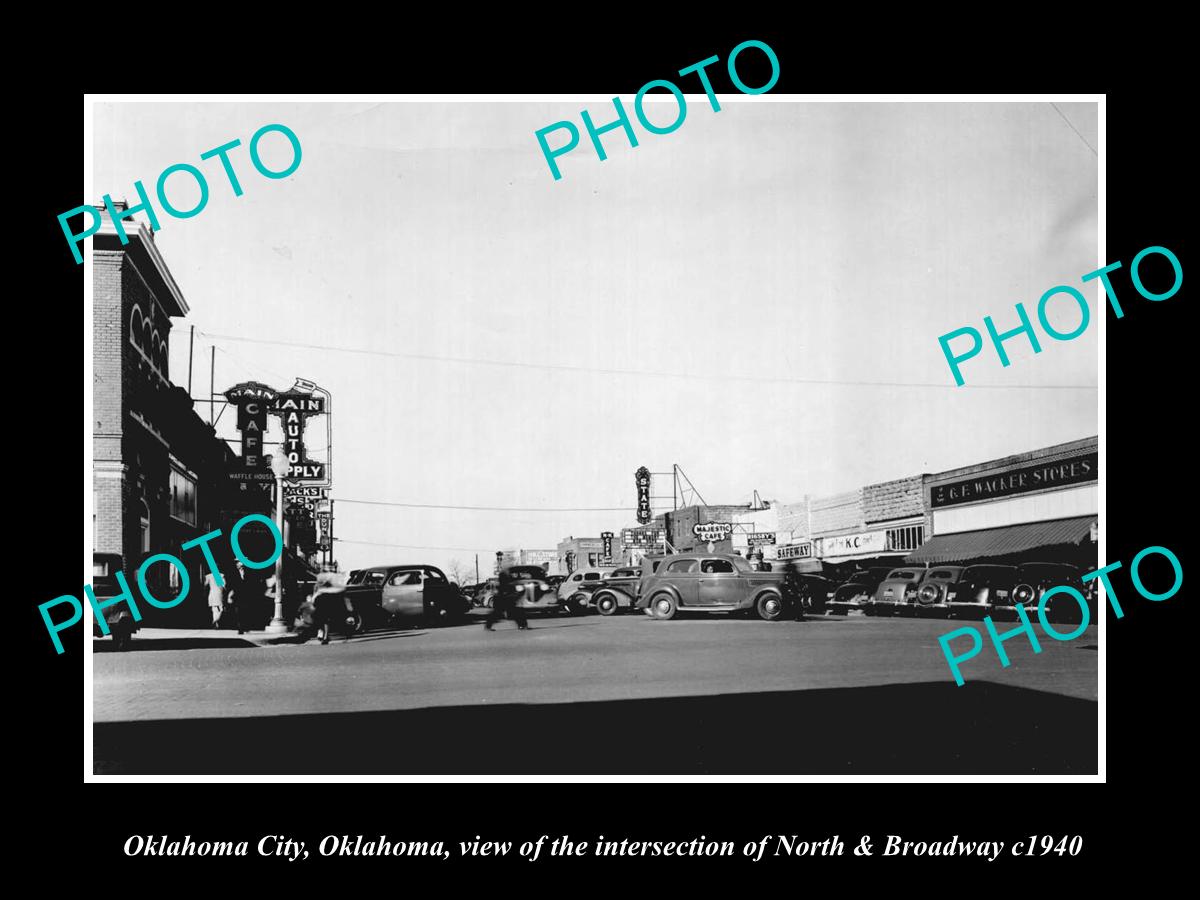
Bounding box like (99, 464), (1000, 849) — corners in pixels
(93, 99), (1098, 576)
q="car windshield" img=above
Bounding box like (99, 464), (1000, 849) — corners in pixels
(731, 556), (753, 573)
(507, 567), (545, 580)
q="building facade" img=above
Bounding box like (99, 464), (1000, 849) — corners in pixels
(92, 204), (271, 626)
(908, 436), (1098, 568)
(556, 537), (609, 573)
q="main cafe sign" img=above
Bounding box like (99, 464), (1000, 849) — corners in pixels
(223, 377), (333, 490)
(931, 451), (1097, 509)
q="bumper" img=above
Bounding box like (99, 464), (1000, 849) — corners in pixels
(869, 599), (911, 614)
(947, 601), (992, 617)
(828, 599), (867, 612)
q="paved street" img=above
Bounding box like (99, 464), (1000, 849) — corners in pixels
(93, 612), (1098, 775)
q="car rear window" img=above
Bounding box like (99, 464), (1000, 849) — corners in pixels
(887, 570), (917, 580)
(583, 572), (601, 581)
(929, 570), (955, 579)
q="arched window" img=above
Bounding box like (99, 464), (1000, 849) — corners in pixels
(129, 306), (144, 348)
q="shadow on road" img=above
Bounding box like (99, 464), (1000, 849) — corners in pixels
(94, 638), (262, 653)
(94, 681), (1096, 775)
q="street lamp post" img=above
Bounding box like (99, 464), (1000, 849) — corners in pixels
(265, 452), (291, 634)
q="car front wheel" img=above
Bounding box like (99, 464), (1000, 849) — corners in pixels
(595, 593), (619, 616)
(649, 593), (677, 621)
(756, 592), (784, 622)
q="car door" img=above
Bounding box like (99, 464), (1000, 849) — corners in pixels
(382, 569), (425, 618)
(662, 558), (700, 606)
(697, 558), (744, 605)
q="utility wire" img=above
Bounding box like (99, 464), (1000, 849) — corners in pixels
(333, 537), (509, 553)
(334, 497), (631, 512)
(196, 330), (1096, 391)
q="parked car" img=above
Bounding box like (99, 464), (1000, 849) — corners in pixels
(782, 570), (835, 616)
(943, 564), (1018, 618)
(634, 553), (790, 621)
(91, 552), (139, 650)
(585, 567), (643, 616)
(557, 568), (611, 603)
(475, 577), (500, 608)
(341, 564), (472, 630)
(498, 564), (564, 614)
(1005, 562), (1086, 623)
(826, 567), (893, 616)
(868, 567), (928, 616)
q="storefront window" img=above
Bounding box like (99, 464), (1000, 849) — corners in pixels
(887, 525), (925, 552)
(169, 467), (197, 526)
(139, 500), (151, 555)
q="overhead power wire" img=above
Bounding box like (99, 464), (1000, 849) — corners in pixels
(333, 537), (511, 553)
(196, 330), (1096, 391)
(334, 497), (632, 512)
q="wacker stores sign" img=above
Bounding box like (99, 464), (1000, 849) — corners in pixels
(931, 452), (1097, 509)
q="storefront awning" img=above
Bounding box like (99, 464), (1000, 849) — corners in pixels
(905, 516), (1096, 565)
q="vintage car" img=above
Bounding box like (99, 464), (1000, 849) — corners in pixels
(1004, 562), (1086, 623)
(826, 567), (894, 616)
(582, 567), (644, 616)
(340, 564), (472, 630)
(867, 567), (929, 615)
(556, 568), (611, 603)
(942, 564), (1018, 618)
(782, 571), (835, 616)
(498, 564), (564, 613)
(91, 552), (139, 650)
(474, 577), (500, 608)
(633, 553), (791, 621)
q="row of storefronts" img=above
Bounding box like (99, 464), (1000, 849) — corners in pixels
(557, 435), (1098, 577)
(91, 203), (318, 628)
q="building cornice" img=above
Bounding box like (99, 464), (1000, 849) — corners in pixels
(95, 216), (190, 318)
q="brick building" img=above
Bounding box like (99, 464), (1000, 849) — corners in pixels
(92, 204), (271, 626)
(663, 504), (754, 554)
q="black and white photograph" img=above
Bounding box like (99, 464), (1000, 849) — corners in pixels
(79, 94), (1105, 777)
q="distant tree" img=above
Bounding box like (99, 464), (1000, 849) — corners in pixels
(447, 558), (469, 585)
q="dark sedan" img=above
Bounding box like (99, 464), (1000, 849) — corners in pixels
(498, 565), (563, 614)
(826, 567), (894, 616)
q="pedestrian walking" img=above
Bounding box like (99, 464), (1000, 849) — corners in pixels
(205, 567), (227, 628)
(484, 568), (530, 631)
(228, 562), (264, 634)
